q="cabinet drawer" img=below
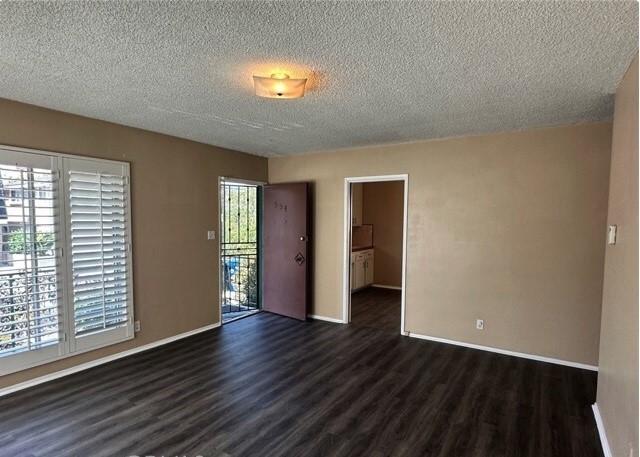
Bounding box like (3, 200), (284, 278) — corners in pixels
(351, 249), (373, 262)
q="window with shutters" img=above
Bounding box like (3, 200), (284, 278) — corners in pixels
(0, 146), (133, 375)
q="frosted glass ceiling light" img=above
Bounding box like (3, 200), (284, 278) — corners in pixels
(253, 73), (307, 99)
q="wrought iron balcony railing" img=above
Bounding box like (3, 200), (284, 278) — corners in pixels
(0, 270), (59, 355)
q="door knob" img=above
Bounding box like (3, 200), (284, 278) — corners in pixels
(300, 236), (306, 241)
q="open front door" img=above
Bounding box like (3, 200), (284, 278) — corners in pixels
(263, 182), (310, 320)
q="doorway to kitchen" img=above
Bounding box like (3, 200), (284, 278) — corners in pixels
(219, 178), (262, 324)
(343, 175), (408, 334)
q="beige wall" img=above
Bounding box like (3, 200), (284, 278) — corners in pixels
(351, 183), (363, 226)
(362, 181), (404, 287)
(0, 98), (267, 388)
(269, 122), (612, 365)
(596, 55), (638, 457)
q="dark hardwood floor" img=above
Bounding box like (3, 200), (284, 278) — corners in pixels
(0, 312), (602, 457)
(351, 287), (401, 333)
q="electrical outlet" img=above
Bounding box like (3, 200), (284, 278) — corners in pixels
(207, 230), (216, 240)
(476, 319), (484, 330)
(608, 225), (617, 245)
(134, 320), (141, 332)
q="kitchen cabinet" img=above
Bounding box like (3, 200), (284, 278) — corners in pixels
(354, 254), (366, 290)
(351, 248), (374, 291)
(364, 250), (374, 285)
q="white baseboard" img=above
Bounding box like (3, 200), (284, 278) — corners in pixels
(407, 332), (598, 371)
(0, 322), (221, 398)
(372, 284), (402, 290)
(592, 403), (613, 457)
(307, 314), (346, 324)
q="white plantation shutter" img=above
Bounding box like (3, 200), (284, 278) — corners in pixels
(0, 146), (134, 376)
(65, 159), (133, 351)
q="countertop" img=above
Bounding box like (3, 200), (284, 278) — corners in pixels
(352, 245), (374, 252)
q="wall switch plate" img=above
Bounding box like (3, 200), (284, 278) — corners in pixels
(608, 225), (617, 245)
(134, 320), (141, 332)
(476, 319), (484, 330)
(207, 230), (216, 240)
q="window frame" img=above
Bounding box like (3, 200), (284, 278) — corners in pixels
(0, 145), (134, 376)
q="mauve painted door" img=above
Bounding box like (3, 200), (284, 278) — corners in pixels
(263, 183), (310, 320)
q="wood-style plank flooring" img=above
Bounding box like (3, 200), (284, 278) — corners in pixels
(351, 287), (401, 333)
(0, 312), (602, 457)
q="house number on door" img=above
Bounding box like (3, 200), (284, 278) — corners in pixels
(273, 201), (287, 211)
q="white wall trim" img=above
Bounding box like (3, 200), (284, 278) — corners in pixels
(0, 143), (131, 165)
(0, 322), (221, 398)
(592, 403), (613, 457)
(372, 284), (402, 290)
(343, 174), (409, 336)
(407, 332), (599, 371)
(307, 314), (346, 324)
(220, 176), (267, 186)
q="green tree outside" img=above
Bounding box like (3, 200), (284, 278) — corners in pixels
(7, 231), (55, 254)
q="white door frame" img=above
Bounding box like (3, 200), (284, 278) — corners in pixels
(218, 176), (266, 325)
(342, 174), (409, 335)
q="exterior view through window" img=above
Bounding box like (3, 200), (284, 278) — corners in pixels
(0, 164), (59, 357)
(220, 179), (259, 323)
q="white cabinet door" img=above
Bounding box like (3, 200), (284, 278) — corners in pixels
(350, 255), (356, 291)
(364, 251), (374, 285)
(354, 254), (366, 289)
(351, 249), (374, 291)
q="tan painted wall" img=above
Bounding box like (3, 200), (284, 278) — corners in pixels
(351, 183), (363, 226)
(596, 55), (638, 457)
(0, 98), (267, 388)
(269, 123), (612, 365)
(362, 181), (404, 287)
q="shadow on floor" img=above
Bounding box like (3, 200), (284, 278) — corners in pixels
(351, 286), (401, 333)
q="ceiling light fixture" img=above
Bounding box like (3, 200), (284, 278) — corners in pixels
(253, 73), (307, 99)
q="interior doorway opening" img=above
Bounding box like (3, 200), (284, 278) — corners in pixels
(343, 175), (408, 334)
(219, 178), (262, 324)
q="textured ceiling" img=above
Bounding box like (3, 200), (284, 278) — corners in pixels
(0, 1), (637, 157)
